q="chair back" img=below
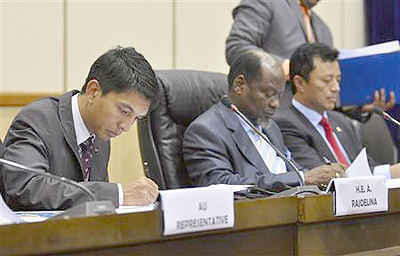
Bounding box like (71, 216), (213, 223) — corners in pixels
(361, 113), (398, 164)
(138, 70), (228, 189)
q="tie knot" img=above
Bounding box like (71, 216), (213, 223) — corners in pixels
(80, 135), (95, 152)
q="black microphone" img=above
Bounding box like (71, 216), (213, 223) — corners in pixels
(220, 95), (305, 186)
(0, 158), (96, 201)
(372, 106), (400, 127)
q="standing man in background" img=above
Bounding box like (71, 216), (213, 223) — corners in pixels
(225, 0), (395, 113)
(1, 46), (159, 210)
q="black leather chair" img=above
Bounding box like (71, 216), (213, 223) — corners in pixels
(360, 113), (398, 164)
(138, 70), (228, 189)
(350, 113), (398, 165)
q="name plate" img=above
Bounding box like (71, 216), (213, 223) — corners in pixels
(160, 185), (234, 236)
(333, 176), (388, 216)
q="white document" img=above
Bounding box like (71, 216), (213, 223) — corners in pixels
(339, 40), (400, 60)
(116, 204), (156, 214)
(0, 194), (24, 225)
(386, 178), (400, 189)
(161, 185), (234, 236)
(345, 148), (372, 178)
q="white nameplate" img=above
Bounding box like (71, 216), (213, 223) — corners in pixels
(333, 176), (388, 216)
(160, 185), (234, 236)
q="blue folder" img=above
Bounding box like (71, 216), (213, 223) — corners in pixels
(339, 51), (400, 105)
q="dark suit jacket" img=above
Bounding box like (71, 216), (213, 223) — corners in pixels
(183, 101), (303, 191)
(2, 91), (118, 210)
(274, 105), (378, 170)
(225, 0), (333, 65)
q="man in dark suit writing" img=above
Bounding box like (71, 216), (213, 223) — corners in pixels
(183, 50), (345, 191)
(1, 46), (159, 210)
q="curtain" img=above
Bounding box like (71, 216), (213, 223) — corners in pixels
(365, 0), (400, 158)
(365, 0), (400, 45)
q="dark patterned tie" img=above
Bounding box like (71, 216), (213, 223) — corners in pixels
(80, 135), (95, 181)
(320, 117), (349, 166)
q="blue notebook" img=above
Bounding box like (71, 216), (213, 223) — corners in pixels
(339, 51), (400, 105)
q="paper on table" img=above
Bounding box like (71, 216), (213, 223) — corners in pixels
(325, 148), (372, 192)
(116, 204), (156, 214)
(345, 148), (372, 178)
(0, 194), (24, 225)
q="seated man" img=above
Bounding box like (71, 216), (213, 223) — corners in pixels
(1, 46), (159, 210)
(274, 43), (400, 179)
(183, 50), (345, 191)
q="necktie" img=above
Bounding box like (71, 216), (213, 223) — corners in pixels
(319, 117), (349, 166)
(299, 4), (315, 43)
(80, 135), (95, 181)
(254, 130), (286, 174)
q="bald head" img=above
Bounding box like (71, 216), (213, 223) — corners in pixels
(227, 50), (285, 123)
(228, 50), (283, 90)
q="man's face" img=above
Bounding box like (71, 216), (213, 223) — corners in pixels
(300, 0), (320, 9)
(85, 85), (151, 141)
(300, 58), (341, 114)
(239, 66), (285, 124)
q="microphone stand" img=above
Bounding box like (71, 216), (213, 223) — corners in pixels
(0, 158), (116, 219)
(221, 96), (305, 186)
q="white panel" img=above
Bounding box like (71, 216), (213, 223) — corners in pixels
(313, 0), (366, 49)
(313, 0), (343, 48)
(1, 1), (63, 93)
(175, 0), (240, 74)
(343, 1), (366, 48)
(67, 0), (173, 91)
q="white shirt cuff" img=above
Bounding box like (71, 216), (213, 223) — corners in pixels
(116, 183), (124, 206)
(373, 164), (391, 180)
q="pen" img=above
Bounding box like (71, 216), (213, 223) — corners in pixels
(323, 157), (331, 165)
(143, 161), (150, 178)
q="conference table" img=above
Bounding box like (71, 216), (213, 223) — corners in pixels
(0, 188), (399, 256)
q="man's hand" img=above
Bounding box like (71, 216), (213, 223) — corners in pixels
(122, 177), (159, 206)
(361, 88), (395, 112)
(304, 163), (347, 186)
(282, 59), (290, 81)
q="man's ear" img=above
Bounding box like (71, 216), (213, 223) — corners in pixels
(85, 79), (102, 103)
(233, 74), (246, 95)
(293, 75), (307, 94)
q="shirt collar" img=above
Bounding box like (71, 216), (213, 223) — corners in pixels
(71, 93), (93, 145)
(292, 98), (328, 126)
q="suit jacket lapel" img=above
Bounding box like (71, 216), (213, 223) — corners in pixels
(58, 90), (85, 176)
(286, 0), (308, 41)
(216, 102), (269, 174)
(290, 105), (337, 162)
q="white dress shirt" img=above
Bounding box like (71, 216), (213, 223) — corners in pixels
(71, 93), (124, 205)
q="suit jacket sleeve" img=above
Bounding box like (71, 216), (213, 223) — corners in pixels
(2, 100), (119, 210)
(183, 113), (301, 191)
(225, 0), (284, 65)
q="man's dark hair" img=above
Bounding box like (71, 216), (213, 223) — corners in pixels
(228, 50), (264, 88)
(82, 46), (158, 107)
(290, 43), (339, 93)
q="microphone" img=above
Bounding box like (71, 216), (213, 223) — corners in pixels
(0, 158), (96, 201)
(220, 95), (305, 186)
(0, 157), (116, 218)
(372, 106), (400, 127)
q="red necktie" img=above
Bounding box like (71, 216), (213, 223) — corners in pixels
(320, 117), (349, 166)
